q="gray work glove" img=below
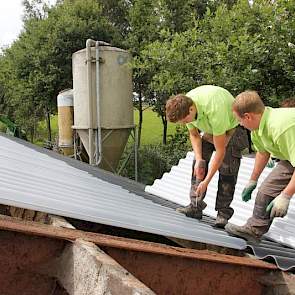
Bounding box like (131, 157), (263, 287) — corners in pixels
(266, 192), (291, 218)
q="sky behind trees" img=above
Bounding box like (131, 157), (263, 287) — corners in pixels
(0, 0), (56, 48)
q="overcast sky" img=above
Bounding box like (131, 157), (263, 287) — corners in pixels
(0, 1), (24, 48)
(0, 0), (56, 49)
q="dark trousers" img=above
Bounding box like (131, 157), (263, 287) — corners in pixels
(190, 126), (248, 220)
(247, 160), (294, 235)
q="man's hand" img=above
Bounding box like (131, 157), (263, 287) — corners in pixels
(266, 193), (291, 218)
(195, 179), (209, 198)
(242, 180), (257, 202)
(194, 159), (206, 180)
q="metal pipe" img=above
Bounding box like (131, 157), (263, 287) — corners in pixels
(134, 126), (138, 181)
(73, 130), (77, 160)
(95, 41), (102, 165)
(94, 40), (110, 165)
(86, 39), (96, 165)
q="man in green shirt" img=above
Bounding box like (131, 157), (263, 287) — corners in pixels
(226, 91), (295, 243)
(166, 85), (249, 227)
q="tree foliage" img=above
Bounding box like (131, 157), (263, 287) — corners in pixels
(138, 0), (295, 110)
(0, 0), (294, 150)
(126, 0), (206, 144)
(0, 0), (122, 140)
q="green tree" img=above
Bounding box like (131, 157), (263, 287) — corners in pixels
(0, 0), (121, 142)
(128, 0), (203, 145)
(126, 0), (164, 146)
(198, 0), (295, 102)
(99, 0), (133, 42)
(138, 0), (295, 143)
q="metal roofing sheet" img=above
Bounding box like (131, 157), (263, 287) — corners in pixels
(146, 151), (295, 271)
(0, 134), (246, 250)
(249, 240), (295, 271)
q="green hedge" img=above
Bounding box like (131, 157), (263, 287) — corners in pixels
(120, 126), (190, 184)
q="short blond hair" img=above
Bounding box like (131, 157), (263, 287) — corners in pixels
(166, 94), (193, 122)
(233, 91), (265, 116)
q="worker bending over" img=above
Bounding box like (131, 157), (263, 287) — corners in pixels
(226, 91), (295, 242)
(166, 85), (248, 228)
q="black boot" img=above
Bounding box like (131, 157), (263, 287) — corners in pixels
(214, 214), (228, 228)
(176, 200), (207, 220)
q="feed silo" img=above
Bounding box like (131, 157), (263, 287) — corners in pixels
(57, 89), (74, 156)
(72, 40), (134, 171)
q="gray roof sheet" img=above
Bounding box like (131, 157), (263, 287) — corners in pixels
(0, 134), (246, 250)
(1, 134), (294, 271)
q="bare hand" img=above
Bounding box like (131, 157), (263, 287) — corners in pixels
(195, 180), (209, 198)
(193, 159), (206, 180)
(194, 166), (205, 180)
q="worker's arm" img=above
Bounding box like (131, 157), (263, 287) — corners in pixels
(266, 169), (295, 218)
(282, 169), (295, 197)
(189, 128), (205, 179)
(250, 151), (270, 181)
(241, 151), (270, 202)
(189, 128), (202, 160)
(195, 134), (226, 196)
(265, 129), (295, 217)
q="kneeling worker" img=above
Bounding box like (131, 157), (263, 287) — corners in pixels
(226, 91), (295, 243)
(166, 85), (248, 228)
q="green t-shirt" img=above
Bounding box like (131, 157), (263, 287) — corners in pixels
(251, 107), (295, 167)
(185, 85), (238, 135)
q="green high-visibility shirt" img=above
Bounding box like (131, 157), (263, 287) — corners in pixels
(251, 107), (295, 167)
(185, 85), (239, 135)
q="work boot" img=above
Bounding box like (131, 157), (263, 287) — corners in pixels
(176, 204), (203, 220)
(225, 223), (262, 244)
(214, 215), (228, 228)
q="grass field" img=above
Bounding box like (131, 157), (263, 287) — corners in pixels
(35, 115), (59, 146)
(134, 107), (177, 145)
(35, 107), (177, 146)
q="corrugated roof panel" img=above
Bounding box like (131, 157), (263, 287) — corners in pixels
(146, 151), (295, 248)
(0, 135), (246, 250)
(146, 151), (295, 271)
(249, 241), (295, 271)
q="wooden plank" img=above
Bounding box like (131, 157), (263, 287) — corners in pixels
(0, 214), (277, 270)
